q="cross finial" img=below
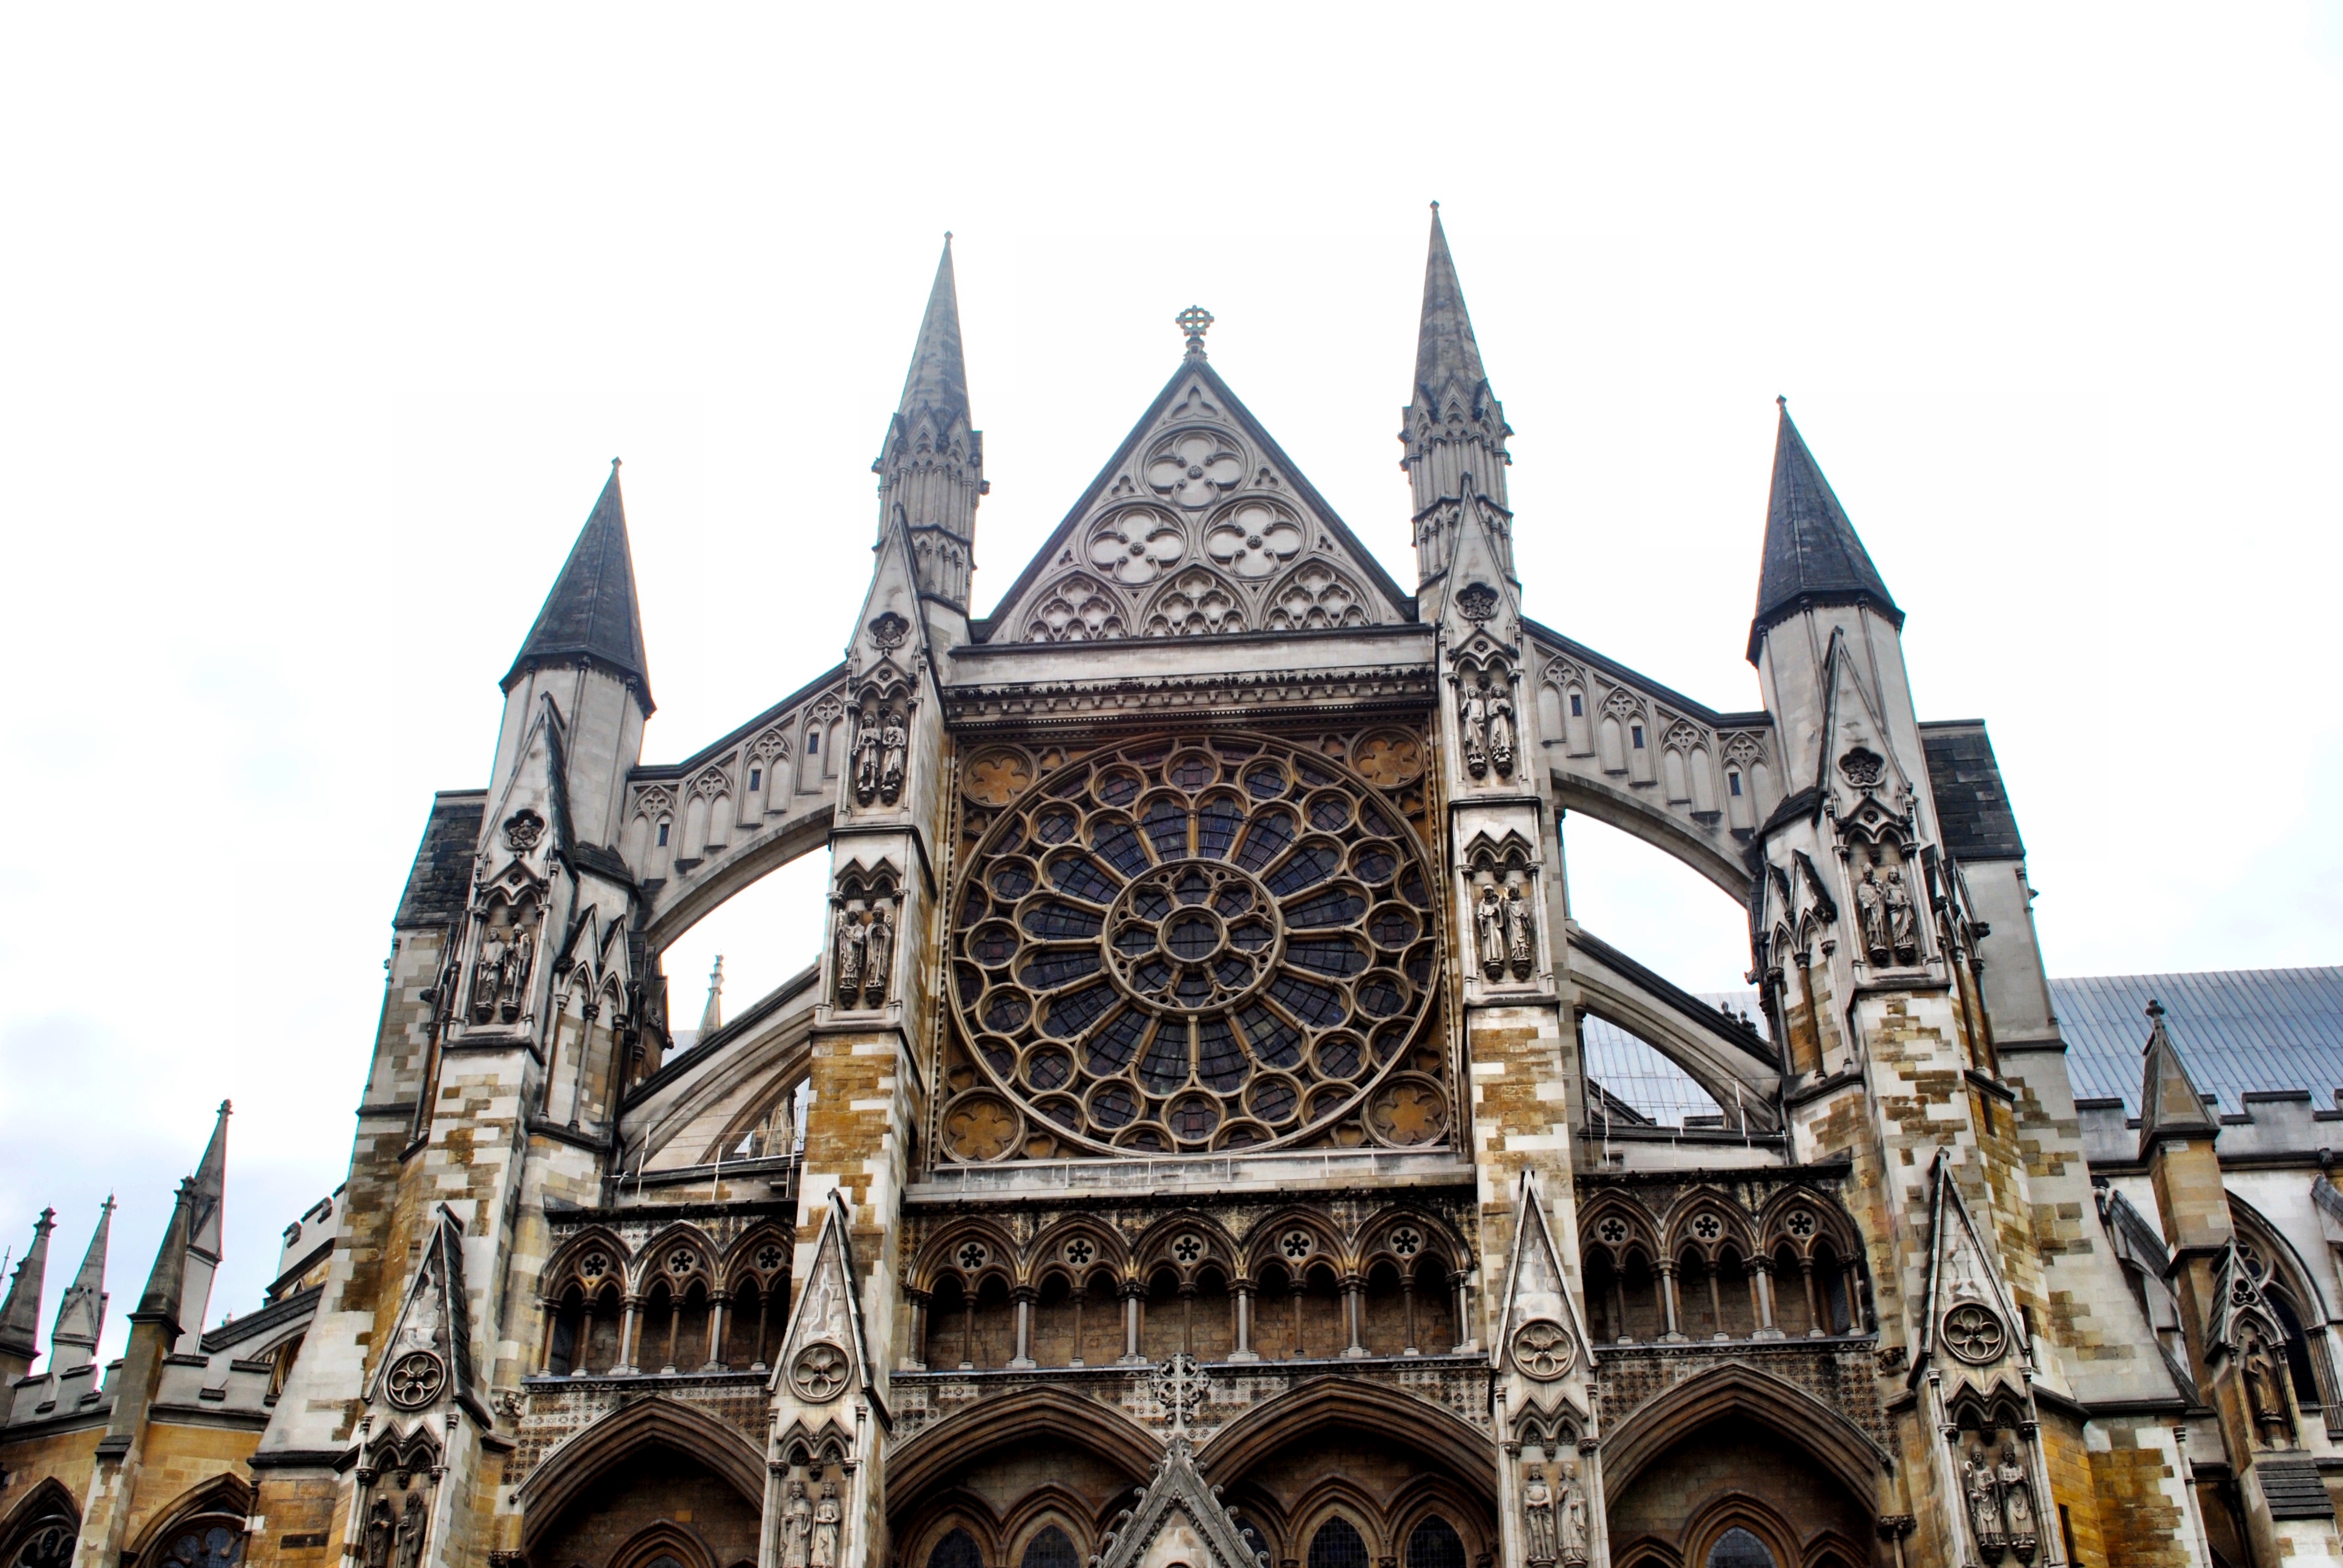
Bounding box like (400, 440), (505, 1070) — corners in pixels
(1776, 394), (1788, 412)
(1176, 305), (1214, 359)
(2146, 998), (2165, 1020)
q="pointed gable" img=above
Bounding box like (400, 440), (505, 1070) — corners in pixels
(1748, 403), (1902, 662)
(983, 358), (1412, 645)
(50, 1198), (113, 1370)
(505, 462), (654, 711)
(2138, 1000), (2219, 1154)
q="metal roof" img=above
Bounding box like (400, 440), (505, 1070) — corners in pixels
(1577, 969), (2343, 1124)
(2054, 968), (2343, 1115)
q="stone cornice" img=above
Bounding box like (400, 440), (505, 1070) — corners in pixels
(942, 663), (1436, 730)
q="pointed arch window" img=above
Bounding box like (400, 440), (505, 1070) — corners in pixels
(1705, 1527), (1775, 1568)
(1404, 1518), (1464, 1568)
(1018, 1527), (1080, 1568)
(1308, 1519), (1371, 1568)
(153, 1521), (245, 1568)
(928, 1529), (984, 1568)
(10, 1520), (75, 1568)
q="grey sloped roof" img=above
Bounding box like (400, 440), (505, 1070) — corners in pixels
(1921, 720), (2025, 861)
(395, 791), (485, 928)
(2056, 968), (2343, 1114)
(1583, 991), (1763, 1128)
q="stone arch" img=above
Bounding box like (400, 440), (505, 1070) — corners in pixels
(125, 1475), (252, 1568)
(516, 1396), (765, 1552)
(639, 802), (835, 952)
(1243, 1210), (1348, 1279)
(1199, 1378), (1499, 1493)
(1552, 768), (1752, 903)
(886, 1386), (1158, 1512)
(1144, 565), (1248, 637)
(610, 1520), (718, 1568)
(2226, 1191), (2342, 1420)
(0, 1478), (79, 1567)
(1600, 1362), (1887, 1511)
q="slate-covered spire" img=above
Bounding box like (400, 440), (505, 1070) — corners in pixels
(875, 235), (985, 612)
(1746, 400), (1904, 663)
(50, 1196), (112, 1371)
(173, 1100), (228, 1353)
(502, 462), (654, 713)
(131, 1178), (196, 1338)
(1401, 203), (1513, 589)
(698, 955), (724, 1037)
(2138, 999), (2219, 1154)
(0, 1207), (57, 1376)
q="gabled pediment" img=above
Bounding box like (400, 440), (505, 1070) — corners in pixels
(982, 361), (1413, 645)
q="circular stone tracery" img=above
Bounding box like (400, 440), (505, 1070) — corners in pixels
(951, 735), (1439, 1157)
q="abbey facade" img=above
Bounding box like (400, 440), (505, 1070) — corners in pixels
(6, 211), (2341, 1568)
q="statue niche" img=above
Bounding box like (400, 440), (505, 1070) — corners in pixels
(1948, 1397), (2041, 1564)
(850, 684), (913, 808)
(467, 892), (540, 1025)
(1465, 831), (1538, 984)
(354, 1431), (439, 1568)
(1453, 655), (1519, 782)
(831, 864), (902, 1011)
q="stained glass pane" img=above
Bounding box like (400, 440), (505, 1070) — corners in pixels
(1308, 1518), (1369, 1568)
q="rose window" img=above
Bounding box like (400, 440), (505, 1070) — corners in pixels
(1147, 432), (1244, 508)
(948, 736), (1440, 1157)
(1205, 500), (1303, 578)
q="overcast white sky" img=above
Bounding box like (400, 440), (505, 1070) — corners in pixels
(2, 4), (2338, 1362)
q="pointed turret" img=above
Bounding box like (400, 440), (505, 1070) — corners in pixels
(131, 1179), (195, 1338)
(874, 235), (985, 613)
(1746, 400), (1902, 663)
(50, 1196), (112, 1372)
(0, 1207), (56, 1380)
(698, 955), (724, 1037)
(502, 461), (654, 714)
(2138, 999), (2219, 1155)
(1400, 204), (1513, 591)
(172, 1100), (228, 1352)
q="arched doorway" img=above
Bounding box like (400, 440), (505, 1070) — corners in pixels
(517, 1397), (767, 1568)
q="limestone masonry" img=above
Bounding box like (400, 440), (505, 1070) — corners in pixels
(8, 211), (2343, 1568)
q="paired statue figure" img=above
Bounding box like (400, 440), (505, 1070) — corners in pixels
(1473, 878), (1536, 982)
(1853, 863), (1919, 967)
(1521, 1461), (1588, 1567)
(469, 923), (533, 1024)
(1457, 668), (1516, 780)
(833, 903), (895, 1009)
(362, 1485), (430, 1568)
(781, 1475), (843, 1568)
(1962, 1441), (2040, 1561)
(851, 703), (909, 806)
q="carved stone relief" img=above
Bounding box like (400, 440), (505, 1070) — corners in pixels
(1147, 430), (1244, 509)
(1263, 560), (1368, 630)
(850, 690), (912, 808)
(468, 897), (540, 1025)
(1454, 659), (1518, 781)
(1205, 499), (1303, 579)
(1089, 507), (1187, 585)
(831, 865), (903, 1010)
(1145, 568), (1247, 636)
(1464, 834), (1538, 985)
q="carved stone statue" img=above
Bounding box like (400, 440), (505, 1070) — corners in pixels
(810, 1479), (842, 1568)
(862, 903), (894, 1007)
(1883, 867), (1918, 964)
(1521, 1463), (1557, 1566)
(471, 930), (508, 1020)
(852, 713), (883, 805)
(395, 1486), (427, 1568)
(1996, 1441), (2038, 1552)
(1474, 883), (1507, 981)
(2245, 1333), (2297, 1447)
(1458, 681), (1490, 777)
(1504, 880), (1535, 980)
(502, 929), (533, 1019)
(834, 910), (867, 1005)
(362, 1498), (394, 1568)
(1964, 1452), (2004, 1553)
(1556, 1461), (1588, 1567)
(1487, 682), (1516, 777)
(1854, 867), (1889, 964)
(879, 712), (908, 805)
(782, 1478), (813, 1568)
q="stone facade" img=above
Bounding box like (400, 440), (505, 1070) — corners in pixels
(9, 212), (2342, 1568)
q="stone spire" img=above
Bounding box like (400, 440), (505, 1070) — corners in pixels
(0, 1207), (56, 1379)
(875, 235), (985, 612)
(1746, 400), (1903, 663)
(699, 955), (724, 1037)
(2138, 999), (2219, 1155)
(502, 461), (654, 714)
(50, 1196), (112, 1372)
(173, 1100), (229, 1353)
(130, 1179), (195, 1339)
(1400, 204), (1513, 589)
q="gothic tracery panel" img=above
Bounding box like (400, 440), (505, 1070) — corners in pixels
(946, 735), (1443, 1157)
